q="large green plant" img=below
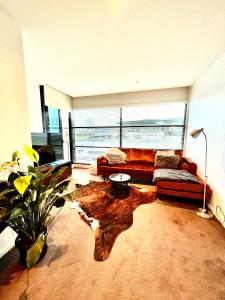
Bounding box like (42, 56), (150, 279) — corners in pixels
(0, 145), (71, 268)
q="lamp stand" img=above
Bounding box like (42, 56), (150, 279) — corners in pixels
(196, 131), (213, 219)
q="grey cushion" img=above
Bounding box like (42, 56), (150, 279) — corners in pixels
(153, 169), (199, 183)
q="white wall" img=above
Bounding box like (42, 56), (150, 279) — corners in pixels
(0, 10), (31, 164)
(186, 51), (225, 227)
(44, 85), (72, 111)
(0, 9), (31, 256)
(22, 31), (73, 132)
(22, 31), (44, 132)
(72, 87), (188, 108)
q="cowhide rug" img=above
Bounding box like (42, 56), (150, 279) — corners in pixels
(72, 181), (156, 261)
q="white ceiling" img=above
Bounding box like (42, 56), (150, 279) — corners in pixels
(1, 0), (225, 97)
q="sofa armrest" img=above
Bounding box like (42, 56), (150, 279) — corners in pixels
(97, 157), (108, 175)
(180, 157), (197, 175)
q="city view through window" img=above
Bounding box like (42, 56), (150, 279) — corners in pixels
(72, 102), (186, 163)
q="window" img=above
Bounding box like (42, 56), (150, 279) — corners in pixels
(72, 102), (186, 164)
(72, 108), (121, 163)
(75, 147), (109, 164)
(73, 108), (120, 127)
(48, 107), (60, 133)
(122, 102), (185, 126)
(121, 102), (186, 149)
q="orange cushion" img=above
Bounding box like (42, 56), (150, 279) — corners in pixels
(101, 162), (154, 175)
(129, 148), (156, 163)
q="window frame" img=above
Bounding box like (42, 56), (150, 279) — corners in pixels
(72, 104), (187, 164)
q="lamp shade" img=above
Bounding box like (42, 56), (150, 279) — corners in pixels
(190, 128), (204, 139)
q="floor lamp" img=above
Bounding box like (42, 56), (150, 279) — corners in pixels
(190, 128), (213, 219)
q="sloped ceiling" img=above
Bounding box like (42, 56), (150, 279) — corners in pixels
(1, 0), (225, 96)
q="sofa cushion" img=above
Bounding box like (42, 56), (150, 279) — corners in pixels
(156, 150), (175, 156)
(104, 148), (127, 165)
(129, 148), (156, 163)
(154, 155), (179, 169)
(127, 162), (154, 174)
(101, 162), (154, 175)
(153, 169), (199, 183)
(120, 148), (130, 161)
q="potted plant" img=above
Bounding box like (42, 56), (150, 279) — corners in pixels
(0, 145), (71, 268)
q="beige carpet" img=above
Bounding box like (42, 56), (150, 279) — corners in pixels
(0, 168), (225, 300)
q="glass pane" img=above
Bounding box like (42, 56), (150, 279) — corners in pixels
(122, 102), (186, 126)
(74, 128), (120, 147)
(74, 147), (108, 163)
(73, 107), (120, 127)
(48, 107), (60, 133)
(122, 127), (184, 149)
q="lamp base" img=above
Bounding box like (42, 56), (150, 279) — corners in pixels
(196, 208), (213, 219)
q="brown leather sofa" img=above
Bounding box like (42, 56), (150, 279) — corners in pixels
(97, 148), (183, 180)
(97, 148), (211, 201)
(156, 177), (211, 201)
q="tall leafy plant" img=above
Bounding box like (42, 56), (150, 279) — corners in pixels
(0, 145), (71, 268)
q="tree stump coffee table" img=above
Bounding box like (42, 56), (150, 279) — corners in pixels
(109, 173), (131, 198)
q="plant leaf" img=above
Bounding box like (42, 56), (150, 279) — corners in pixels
(27, 165), (36, 173)
(0, 161), (17, 171)
(26, 232), (45, 269)
(0, 188), (15, 196)
(14, 175), (32, 195)
(10, 207), (24, 219)
(9, 194), (22, 203)
(47, 167), (67, 189)
(24, 145), (39, 163)
(12, 151), (21, 162)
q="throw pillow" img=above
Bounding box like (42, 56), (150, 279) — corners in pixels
(153, 169), (199, 183)
(105, 148), (127, 165)
(154, 154), (179, 169)
(156, 150), (175, 156)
